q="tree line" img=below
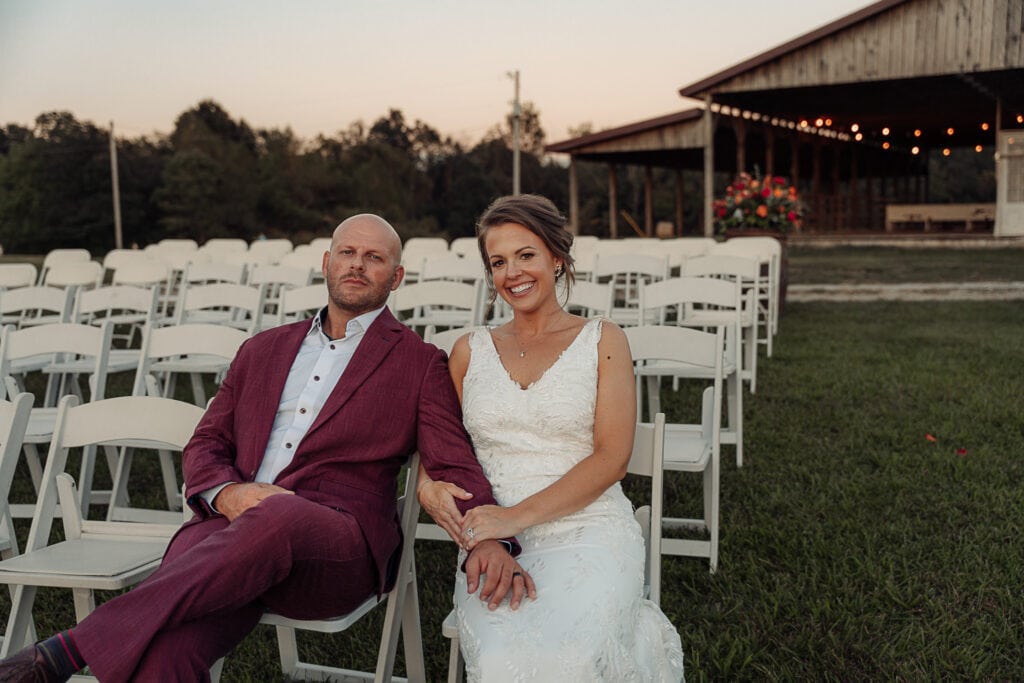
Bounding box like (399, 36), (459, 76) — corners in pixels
(0, 100), (585, 254)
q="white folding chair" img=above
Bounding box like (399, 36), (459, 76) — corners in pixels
(0, 392), (33, 560)
(247, 238), (294, 265)
(0, 321), (115, 518)
(448, 236), (477, 258)
(639, 276), (746, 467)
(401, 238), (450, 283)
(214, 452), (426, 683)
(110, 323), (245, 522)
(0, 285), (74, 328)
(0, 395), (203, 657)
(591, 253), (670, 326)
(73, 284), (160, 370)
(683, 254), (762, 392)
(43, 261), (104, 291)
(564, 280), (613, 319)
(37, 249), (90, 285)
(0, 264), (38, 290)
(626, 325), (723, 573)
(248, 264), (313, 323)
(390, 280), (483, 334)
(175, 282), (265, 334)
(712, 236), (782, 346)
(275, 284), (325, 327)
(199, 238), (248, 259)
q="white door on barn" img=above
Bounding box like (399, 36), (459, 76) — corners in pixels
(995, 131), (1024, 237)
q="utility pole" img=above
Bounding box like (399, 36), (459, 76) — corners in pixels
(109, 121), (123, 250)
(508, 69), (521, 196)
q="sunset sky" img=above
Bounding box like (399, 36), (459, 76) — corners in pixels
(1, 0), (871, 145)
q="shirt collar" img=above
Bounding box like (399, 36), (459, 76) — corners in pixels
(308, 305), (386, 341)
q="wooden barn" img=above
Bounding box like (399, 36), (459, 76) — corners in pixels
(546, 0), (1024, 237)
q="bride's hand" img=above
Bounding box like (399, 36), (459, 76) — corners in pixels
(461, 505), (524, 550)
(418, 478), (473, 546)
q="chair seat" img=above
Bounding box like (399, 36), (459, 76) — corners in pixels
(149, 356), (232, 375)
(636, 358), (738, 378)
(0, 537), (167, 588)
(260, 594), (382, 633)
(23, 408), (57, 441)
(662, 425), (712, 471)
(45, 349), (141, 375)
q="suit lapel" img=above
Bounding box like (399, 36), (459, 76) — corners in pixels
(306, 308), (404, 438)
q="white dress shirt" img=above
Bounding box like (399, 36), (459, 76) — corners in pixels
(200, 305), (385, 510)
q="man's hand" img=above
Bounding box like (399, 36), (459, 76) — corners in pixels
(418, 479), (472, 547)
(214, 482), (294, 522)
(464, 540), (536, 611)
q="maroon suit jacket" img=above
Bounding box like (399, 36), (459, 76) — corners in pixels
(182, 308), (502, 593)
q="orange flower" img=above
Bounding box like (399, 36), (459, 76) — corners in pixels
(756, 204), (769, 218)
(774, 188), (784, 198)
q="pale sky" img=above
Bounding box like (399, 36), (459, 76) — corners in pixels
(1, 0), (870, 146)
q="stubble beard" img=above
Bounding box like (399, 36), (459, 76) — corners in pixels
(327, 269), (397, 316)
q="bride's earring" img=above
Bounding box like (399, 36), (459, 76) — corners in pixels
(554, 263), (564, 278)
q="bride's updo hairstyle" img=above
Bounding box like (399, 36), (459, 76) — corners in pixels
(476, 194), (575, 303)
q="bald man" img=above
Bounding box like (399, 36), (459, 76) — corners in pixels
(0, 215), (530, 683)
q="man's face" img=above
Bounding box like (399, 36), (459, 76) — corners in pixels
(322, 219), (404, 316)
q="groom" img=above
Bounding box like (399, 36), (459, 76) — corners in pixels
(0, 214), (532, 682)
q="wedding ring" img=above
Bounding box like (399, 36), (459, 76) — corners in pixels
(467, 527), (475, 539)
(512, 572), (522, 578)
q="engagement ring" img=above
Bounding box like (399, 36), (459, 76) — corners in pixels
(467, 528), (475, 539)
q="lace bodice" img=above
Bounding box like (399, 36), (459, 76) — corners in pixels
(462, 318), (603, 510)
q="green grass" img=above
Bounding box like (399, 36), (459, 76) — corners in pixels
(787, 246), (1024, 284)
(2, 257), (1023, 680)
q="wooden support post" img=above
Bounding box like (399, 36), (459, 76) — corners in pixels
(734, 119), (747, 174)
(849, 145), (859, 229)
(675, 169), (685, 237)
(703, 98), (715, 237)
(608, 165), (618, 239)
(644, 166), (654, 236)
(764, 130), (775, 178)
(568, 158), (579, 235)
(811, 141), (822, 232)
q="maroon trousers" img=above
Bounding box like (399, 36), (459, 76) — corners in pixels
(71, 494), (378, 682)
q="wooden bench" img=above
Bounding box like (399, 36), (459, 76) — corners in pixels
(885, 203), (996, 232)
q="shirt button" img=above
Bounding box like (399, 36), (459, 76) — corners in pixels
(299, 407), (307, 414)
(286, 442), (293, 449)
(313, 375), (320, 381)
(330, 344), (336, 350)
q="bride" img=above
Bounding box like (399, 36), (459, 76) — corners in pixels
(418, 194), (684, 682)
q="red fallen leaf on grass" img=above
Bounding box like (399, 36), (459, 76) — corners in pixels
(956, 448), (967, 456)
(925, 433), (937, 442)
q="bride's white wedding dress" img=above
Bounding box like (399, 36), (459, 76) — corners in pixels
(454, 318), (685, 682)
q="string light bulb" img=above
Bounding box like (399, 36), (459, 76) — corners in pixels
(981, 122), (990, 131)
(882, 141), (891, 150)
(947, 127), (955, 136)
(975, 145), (983, 152)
(882, 127), (890, 136)
(855, 132), (863, 141)
(850, 123), (860, 133)
(800, 119), (809, 127)
(825, 118), (833, 126)
(913, 129), (922, 137)
(1017, 114), (1023, 124)
(911, 146), (920, 155)
(943, 148), (951, 156)
(815, 117), (824, 127)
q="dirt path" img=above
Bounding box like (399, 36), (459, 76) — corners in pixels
(788, 281), (1024, 302)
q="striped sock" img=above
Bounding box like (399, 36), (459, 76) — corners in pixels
(35, 630), (84, 680)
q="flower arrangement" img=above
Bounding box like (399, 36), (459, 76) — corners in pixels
(713, 172), (802, 233)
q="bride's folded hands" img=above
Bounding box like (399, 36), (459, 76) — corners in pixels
(460, 504), (526, 550)
(416, 468), (473, 546)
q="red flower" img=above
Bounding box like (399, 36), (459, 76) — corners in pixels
(717, 207), (727, 218)
(735, 182), (746, 191)
(773, 176), (786, 185)
(787, 210), (798, 222)
(761, 187), (771, 198)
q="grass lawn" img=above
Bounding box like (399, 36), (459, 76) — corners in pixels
(787, 245), (1024, 284)
(0, 250), (1022, 680)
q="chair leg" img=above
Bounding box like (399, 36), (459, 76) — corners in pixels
(0, 585), (38, 656)
(22, 443), (44, 494)
(447, 635), (464, 683)
(400, 573), (426, 683)
(157, 449), (181, 511)
(274, 625), (301, 678)
(725, 374), (744, 467)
